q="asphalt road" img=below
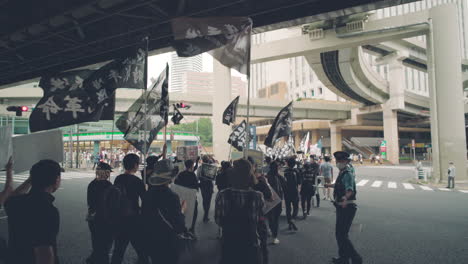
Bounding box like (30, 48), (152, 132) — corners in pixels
(0, 166), (467, 264)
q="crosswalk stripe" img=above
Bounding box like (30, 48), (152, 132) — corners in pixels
(357, 180), (369, 186)
(459, 190), (468, 193)
(438, 188), (451, 191)
(388, 182), (397, 189)
(419, 186), (433, 191)
(371, 181), (382, 187)
(402, 183), (415, 190)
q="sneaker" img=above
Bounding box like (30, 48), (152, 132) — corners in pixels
(273, 238), (280, 245)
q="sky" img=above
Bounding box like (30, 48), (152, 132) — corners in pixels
(147, 52), (245, 86)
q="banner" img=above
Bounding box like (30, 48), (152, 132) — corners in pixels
(228, 120), (247, 151)
(264, 102), (293, 148)
(222, 96), (240, 125)
(30, 44), (146, 132)
(176, 146), (199, 161)
(12, 130), (63, 173)
(171, 17), (252, 75)
(116, 64), (169, 153)
(171, 105), (184, 125)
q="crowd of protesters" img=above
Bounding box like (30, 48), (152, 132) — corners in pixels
(0, 146), (361, 264)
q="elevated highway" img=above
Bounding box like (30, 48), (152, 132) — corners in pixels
(0, 88), (354, 120)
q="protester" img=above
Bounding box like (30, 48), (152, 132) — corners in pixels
(447, 161), (456, 189)
(251, 157), (273, 264)
(325, 151), (362, 264)
(300, 161), (317, 218)
(215, 161), (232, 192)
(283, 157), (300, 231)
(5, 160), (61, 264)
(319, 156), (334, 200)
(175, 159), (200, 235)
(309, 158), (321, 207)
(0, 158), (13, 263)
(86, 162), (114, 264)
(110, 154), (148, 264)
(143, 159), (187, 264)
(215, 159), (264, 264)
(198, 155), (215, 222)
(266, 161), (286, 245)
(262, 156), (272, 175)
(0, 158), (13, 206)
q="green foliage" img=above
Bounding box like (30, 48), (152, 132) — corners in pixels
(170, 118), (213, 146)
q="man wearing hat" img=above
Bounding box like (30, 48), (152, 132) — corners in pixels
(142, 159), (187, 264)
(86, 162), (113, 264)
(325, 151), (362, 264)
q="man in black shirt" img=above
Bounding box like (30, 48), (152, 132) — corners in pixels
(5, 159), (62, 264)
(284, 157), (300, 231)
(111, 154), (149, 264)
(174, 159), (199, 234)
(86, 162), (113, 264)
(198, 156), (215, 222)
(143, 159), (187, 264)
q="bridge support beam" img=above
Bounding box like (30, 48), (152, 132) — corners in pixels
(427, 5), (467, 181)
(383, 105), (400, 165)
(330, 125), (342, 155)
(212, 60), (232, 161)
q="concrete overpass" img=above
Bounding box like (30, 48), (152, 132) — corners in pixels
(0, 87), (354, 120)
(251, 4), (467, 181)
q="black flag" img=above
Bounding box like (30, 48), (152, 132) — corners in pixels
(222, 96), (240, 125)
(115, 64), (169, 153)
(29, 45), (146, 132)
(171, 105), (184, 125)
(228, 120), (247, 152)
(171, 17), (252, 75)
(264, 102), (293, 148)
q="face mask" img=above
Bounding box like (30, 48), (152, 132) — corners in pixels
(336, 163), (347, 170)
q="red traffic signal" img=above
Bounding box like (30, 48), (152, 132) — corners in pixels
(6, 105), (29, 116)
(175, 102), (191, 109)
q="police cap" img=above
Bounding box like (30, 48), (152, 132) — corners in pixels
(333, 151), (351, 161)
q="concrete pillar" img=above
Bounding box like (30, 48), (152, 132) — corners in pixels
(427, 5), (467, 181)
(383, 105), (400, 164)
(294, 132), (302, 149)
(330, 125), (342, 155)
(212, 59), (232, 161)
(387, 58), (406, 110)
(310, 130), (320, 145)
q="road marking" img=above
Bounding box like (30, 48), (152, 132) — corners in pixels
(402, 183), (415, 190)
(371, 181), (382, 188)
(438, 188), (451, 191)
(388, 182), (397, 189)
(357, 180), (369, 186)
(419, 186), (433, 191)
(459, 190), (468, 193)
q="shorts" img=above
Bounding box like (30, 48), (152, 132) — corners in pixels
(324, 177), (332, 184)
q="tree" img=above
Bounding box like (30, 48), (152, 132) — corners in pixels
(170, 117), (213, 146)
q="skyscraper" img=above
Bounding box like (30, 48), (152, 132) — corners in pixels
(170, 52), (203, 93)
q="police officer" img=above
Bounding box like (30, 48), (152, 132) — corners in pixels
(325, 151), (362, 264)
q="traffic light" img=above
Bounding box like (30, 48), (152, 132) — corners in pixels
(6, 105), (29, 116)
(175, 102), (191, 109)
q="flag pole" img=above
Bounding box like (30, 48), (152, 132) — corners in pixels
(143, 36), (149, 187)
(243, 32), (252, 159)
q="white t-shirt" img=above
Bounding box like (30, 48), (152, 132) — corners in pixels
(448, 166), (456, 178)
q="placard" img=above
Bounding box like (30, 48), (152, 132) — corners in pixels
(200, 163), (218, 180)
(176, 146), (199, 161)
(12, 130), (64, 173)
(263, 188), (281, 215)
(0, 126), (12, 169)
(171, 184), (197, 228)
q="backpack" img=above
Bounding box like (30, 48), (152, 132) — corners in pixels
(97, 184), (134, 224)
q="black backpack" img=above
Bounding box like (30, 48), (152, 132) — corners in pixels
(97, 184), (134, 224)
